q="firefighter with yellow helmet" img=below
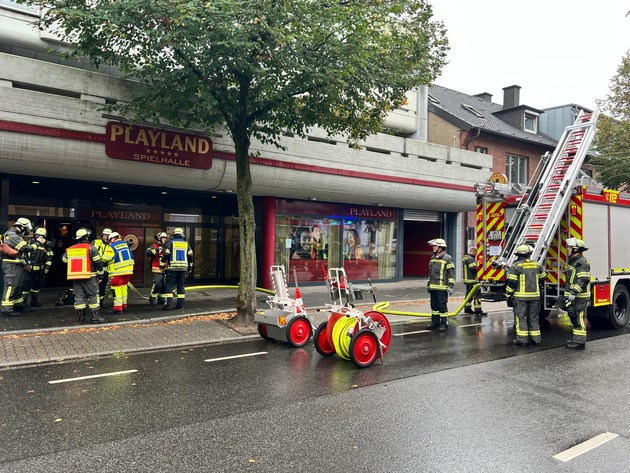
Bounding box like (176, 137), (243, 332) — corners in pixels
(563, 238), (590, 350)
(62, 227), (104, 324)
(160, 227), (193, 310)
(1, 218), (32, 316)
(427, 238), (455, 332)
(94, 228), (113, 307)
(146, 231), (168, 305)
(102, 232), (135, 314)
(505, 244), (547, 347)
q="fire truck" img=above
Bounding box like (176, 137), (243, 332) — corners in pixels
(475, 109), (630, 329)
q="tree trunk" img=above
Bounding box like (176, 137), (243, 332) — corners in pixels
(233, 132), (257, 324)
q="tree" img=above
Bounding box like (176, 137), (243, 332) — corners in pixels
(26, 0), (448, 322)
(591, 50), (630, 189)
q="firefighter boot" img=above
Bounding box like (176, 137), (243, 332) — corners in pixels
(438, 317), (448, 332)
(464, 306), (474, 314)
(76, 309), (87, 324)
(427, 315), (440, 330)
(30, 293), (42, 307)
(162, 298), (174, 311)
(176, 298), (185, 310)
(474, 309), (488, 317)
(566, 340), (585, 350)
(91, 310), (105, 324)
(149, 296), (157, 306)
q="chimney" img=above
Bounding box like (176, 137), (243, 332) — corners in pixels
(503, 85), (521, 109)
(474, 92), (493, 102)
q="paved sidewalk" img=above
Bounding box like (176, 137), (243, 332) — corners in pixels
(0, 278), (496, 368)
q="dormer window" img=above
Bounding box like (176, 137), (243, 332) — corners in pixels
(462, 104), (485, 119)
(524, 112), (538, 134)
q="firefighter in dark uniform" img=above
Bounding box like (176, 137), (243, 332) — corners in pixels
(563, 238), (590, 350)
(27, 226), (54, 307)
(94, 228), (112, 307)
(63, 228), (105, 324)
(427, 238), (455, 332)
(146, 231), (168, 306)
(462, 246), (487, 316)
(1, 218), (33, 316)
(505, 244), (547, 347)
(161, 227), (193, 310)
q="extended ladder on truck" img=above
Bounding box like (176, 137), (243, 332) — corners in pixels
(493, 109), (599, 269)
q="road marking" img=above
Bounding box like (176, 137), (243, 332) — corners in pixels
(204, 351), (268, 363)
(457, 323), (487, 328)
(49, 369), (138, 384)
(394, 330), (431, 336)
(553, 432), (619, 462)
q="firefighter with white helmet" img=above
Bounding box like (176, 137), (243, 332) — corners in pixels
(564, 238), (590, 350)
(1, 218), (32, 316)
(27, 226), (54, 307)
(102, 231), (135, 314)
(146, 231), (168, 305)
(62, 227), (105, 324)
(160, 227), (193, 310)
(427, 238), (455, 332)
(505, 244), (547, 347)
(94, 228), (113, 307)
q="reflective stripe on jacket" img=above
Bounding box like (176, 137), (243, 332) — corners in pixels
(462, 253), (477, 284)
(565, 254), (591, 300)
(505, 258), (547, 300)
(103, 240), (134, 276)
(161, 238), (193, 272)
(428, 252), (455, 291)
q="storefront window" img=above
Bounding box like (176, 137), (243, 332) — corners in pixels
(275, 200), (398, 283)
(275, 216), (341, 283)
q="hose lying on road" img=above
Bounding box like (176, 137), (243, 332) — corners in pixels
(127, 283), (275, 301)
(372, 283), (483, 318)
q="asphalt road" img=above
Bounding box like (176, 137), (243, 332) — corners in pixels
(1, 308), (630, 472)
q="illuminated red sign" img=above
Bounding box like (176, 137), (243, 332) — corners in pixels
(105, 122), (212, 170)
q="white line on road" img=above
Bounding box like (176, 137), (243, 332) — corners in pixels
(553, 432), (619, 462)
(393, 330), (430, 337)
(48, 369), (138, 384)
(457, 323), (487, 328)
(204, 351), (268, 363)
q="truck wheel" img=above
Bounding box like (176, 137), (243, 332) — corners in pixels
(609, 284), (630, 329)
(314, 321), (335, 357)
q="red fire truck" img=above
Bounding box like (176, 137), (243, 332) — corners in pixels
(475, 109), (630, 329)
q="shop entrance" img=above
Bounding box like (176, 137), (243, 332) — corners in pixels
(402, 220), (442, 277)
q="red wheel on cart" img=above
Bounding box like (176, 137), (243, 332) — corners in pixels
(257, 323), (274, 341)
(363, 310), (391, 357)
(287, 316), (312, 348)
(349, 329), (379, 369)
(314, 321), (336, 357)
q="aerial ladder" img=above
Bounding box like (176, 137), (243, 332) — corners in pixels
(492, 108), (599, 269)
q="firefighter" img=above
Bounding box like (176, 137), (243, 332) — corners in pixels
(462, 246), (487, 316)
(62, 228), (105, 324)
(102, 232), (135, 314)
(1, 218), (32, 316)
(146, 231), (168, 306)
(427, 238), (455, 332)
(28, 226), (54, 307)
(160, 227), (193, 310)
(563, 238), (590, 350)
(505, 244), (547, 347)
(94, 228), (113, 307)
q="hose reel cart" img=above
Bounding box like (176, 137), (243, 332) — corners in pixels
(254, 265), (314, 347)
(313, 267), (391, 368)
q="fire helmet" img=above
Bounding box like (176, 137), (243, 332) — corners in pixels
(34, 227), (47, 238)
(74, 228), (92, 241)
(109, 231), (121, 240)
(102, 228), (113, 236)
(428, 238), (447, 249)
(155, 231), (168, 240)
(15, 217), (33, 235)
(566, 237), (588, 251)
(515, 244), (533, 255)
(172, 228), (185, 237)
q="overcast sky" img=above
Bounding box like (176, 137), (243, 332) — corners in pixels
(430, 0), (630, 111)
